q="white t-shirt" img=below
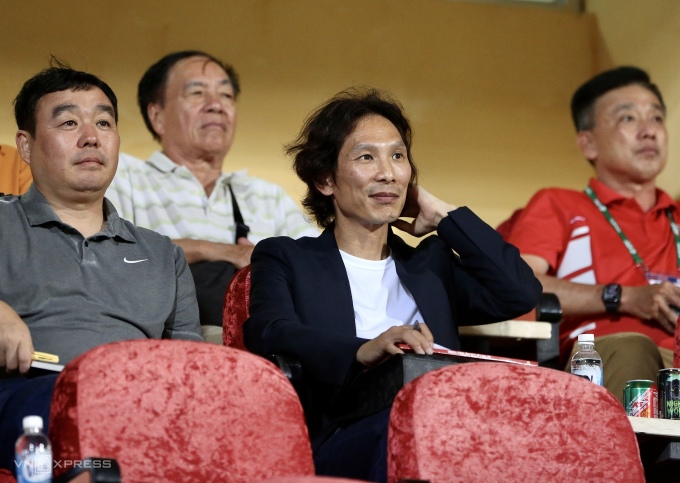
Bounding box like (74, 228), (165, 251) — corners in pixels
(340, 249), (423, 340)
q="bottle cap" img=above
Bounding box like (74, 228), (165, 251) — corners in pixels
(22, 416), (43, 430)
(577, 334), (595, 342)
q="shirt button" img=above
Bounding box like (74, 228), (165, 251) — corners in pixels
(84, 241), (89, 247)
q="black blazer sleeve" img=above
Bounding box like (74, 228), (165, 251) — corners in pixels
(436, 206), (542, 323)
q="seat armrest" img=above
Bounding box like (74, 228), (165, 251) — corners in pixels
(267, 354), (307, 404)
(534, 292), (561, 368)
(267, 354), (303, 384)
(536, 292), (561, 323)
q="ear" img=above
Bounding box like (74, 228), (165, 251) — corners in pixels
(15, 131), (32, 165)
(314, 177), (334, 197)
(576, 131), (597, 162)
(147, 103), (165, 138)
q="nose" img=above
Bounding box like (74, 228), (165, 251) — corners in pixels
(78, 124), (99, 148)
(638, 118), (660, 140)
(375, 157), (396, 183)
(204, 91), (226, 114)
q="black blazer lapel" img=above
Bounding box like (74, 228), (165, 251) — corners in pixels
(388, 230), (459, 349)
(312, 227), (359, 339)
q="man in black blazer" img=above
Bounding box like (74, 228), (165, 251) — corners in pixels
(244, 88), (541, 483)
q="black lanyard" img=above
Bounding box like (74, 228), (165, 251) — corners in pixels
(584, 185), (680, 271)
(228, 184), (250, 243)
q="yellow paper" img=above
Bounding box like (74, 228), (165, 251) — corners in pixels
(31, 351), (59, 363)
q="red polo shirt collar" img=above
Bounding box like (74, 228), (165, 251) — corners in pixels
(588, 177), (677, 213)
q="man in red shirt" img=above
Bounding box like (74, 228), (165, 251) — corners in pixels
(508, 67), (680, 403)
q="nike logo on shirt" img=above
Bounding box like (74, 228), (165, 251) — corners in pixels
(124, 257), (148, 264)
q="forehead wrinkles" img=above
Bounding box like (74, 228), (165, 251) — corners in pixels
(348, 141), (406, 154)
(609, 102), (665, 116)
(183, 78), (232, 92)
(166, 58), (230, 95)
(36, 90), (112, 122)
(344, 122), (406, 155)
(597, 86), (662, 116)
(51, 103), (114, 119)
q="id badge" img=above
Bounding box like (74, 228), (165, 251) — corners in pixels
(645, 271), (680, 287)
(646, 271), (680, 315)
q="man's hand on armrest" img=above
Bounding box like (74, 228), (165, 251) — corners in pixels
(173, 238), (254, 267)
(0, 301), (34, 373)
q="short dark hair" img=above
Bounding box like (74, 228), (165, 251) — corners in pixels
(287, 88), (418, 229)
(571, 66), (665, 132)
(137, 50), (240, 141)
(14, 59), (118, 137)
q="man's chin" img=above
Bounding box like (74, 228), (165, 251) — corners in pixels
(74, 185), (107, 195)
(368, 213), (401, 226)
(632, 160), (665, 181)
(72, 176), (113, 195)
(197, 136), (231, 158)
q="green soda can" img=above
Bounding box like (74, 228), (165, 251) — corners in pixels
(657, 369), (680, 419)
(624, 380), (657, 418)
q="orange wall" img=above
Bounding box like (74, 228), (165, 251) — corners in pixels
(0, 0), (597, 227)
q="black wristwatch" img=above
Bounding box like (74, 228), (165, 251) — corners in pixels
(602, 283), (622, 313)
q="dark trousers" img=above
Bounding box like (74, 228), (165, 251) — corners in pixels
(0, 375), (58, 475)
(314, 407), (390, 483)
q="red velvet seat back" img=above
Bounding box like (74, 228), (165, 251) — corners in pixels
(223, 265), (251, 349)
(388, 362), (644, 483)
(258, 478), (372, 482)
(50, 339), (314, 482)
(0, 469), (15, 483)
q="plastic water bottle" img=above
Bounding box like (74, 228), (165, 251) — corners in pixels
(14, 415), (52, 483)
(570, 333), (603, 386)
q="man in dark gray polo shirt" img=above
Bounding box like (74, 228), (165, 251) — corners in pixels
(0, 63), (202, 473)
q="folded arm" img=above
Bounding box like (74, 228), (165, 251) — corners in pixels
(173, 237), (254, 267)
(523, 254), (680, 334)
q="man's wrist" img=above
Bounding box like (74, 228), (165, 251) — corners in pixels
(602, 283), (622, 313)
(433, 205), (457, 226)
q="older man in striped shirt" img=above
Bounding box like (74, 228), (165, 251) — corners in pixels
(107, 51), (317, 335)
